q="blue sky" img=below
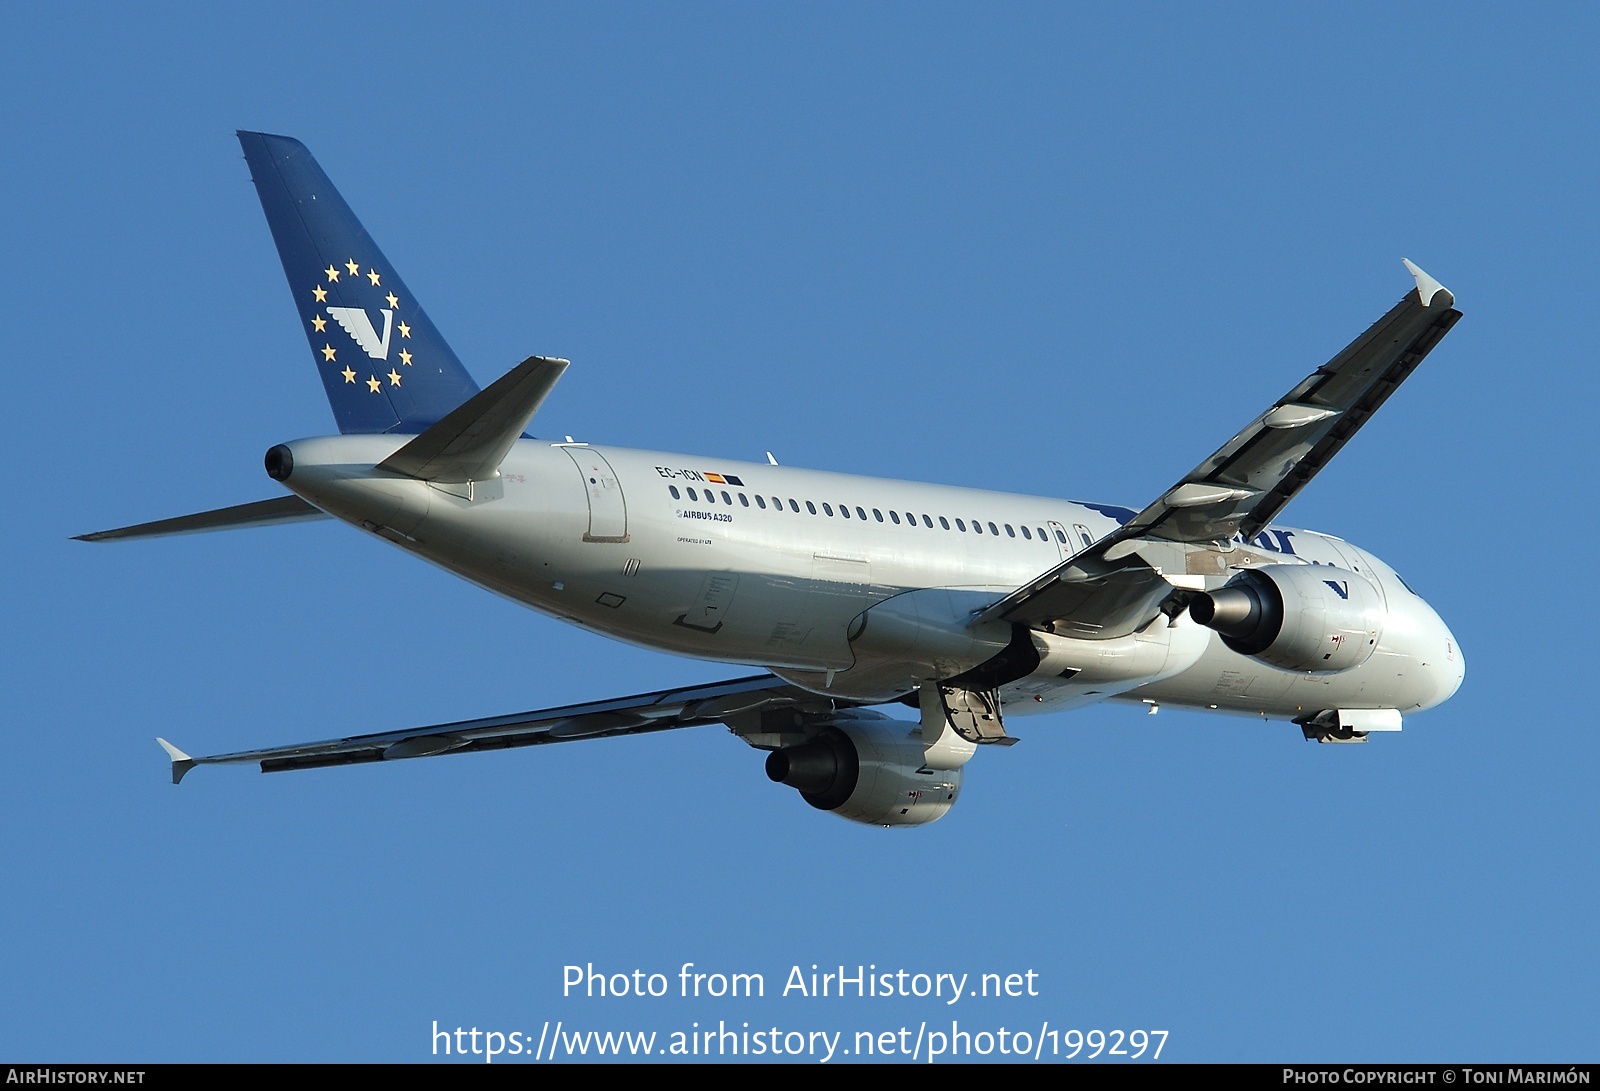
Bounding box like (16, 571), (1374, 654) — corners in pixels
(4, 4), (1595, 1062)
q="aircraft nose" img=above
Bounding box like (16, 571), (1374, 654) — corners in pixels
(1442, 629), (1465, 703)
(1423, 609), (1465, 710)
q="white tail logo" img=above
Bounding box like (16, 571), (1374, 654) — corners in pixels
(327, 307), (393, 360)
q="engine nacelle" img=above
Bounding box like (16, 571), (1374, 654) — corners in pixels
(764, 721), (962, 827)
(1189, 564), (1384, 673)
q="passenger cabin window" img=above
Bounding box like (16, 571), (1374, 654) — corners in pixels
(922, 514), (933, 528)
(806, 501), (817, 514)
(1005, 524), (1016, 538)
(1055, 528), (1068, 543)
(739, 493), (749, 507)
(873, 509), (884, 522)
(687, 487), (698, 501)
(1021, 526), (1032, 540)
(939, 516), (950, 529)
(755, 495), (767, 509)
(856, 506), (867, 521)
(988, 522), (999, 536)
(669, 485), (680, 499)
(890, 511), (901, 524)
(972, 520), (983, 534)
(788, 499), (800, 513)
(705, 491), (715, 504)
(822, 503), (833, 516)
(956, 518), (966, 531)
(771, 497), (782, 511)
(1036, 527), (1047, 541)
(721, 490), (732, 504)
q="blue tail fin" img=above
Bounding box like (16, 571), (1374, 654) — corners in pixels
(239, 131), (481, 434)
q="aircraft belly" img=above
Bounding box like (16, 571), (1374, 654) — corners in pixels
(1121, 640), (1303, 717)
(1119, 634), (1413, 720)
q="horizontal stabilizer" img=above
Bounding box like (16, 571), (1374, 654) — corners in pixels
(378, 355), (569, 483)
(74, 496), (329, 542)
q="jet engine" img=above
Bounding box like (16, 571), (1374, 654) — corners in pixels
(764, 722), (961, 827)
(1189, 564), (1384, 673)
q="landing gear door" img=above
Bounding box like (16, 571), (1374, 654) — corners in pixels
(562, 447), (629, 542)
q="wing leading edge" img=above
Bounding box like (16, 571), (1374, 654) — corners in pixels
(977, 260), (1462, 636)
(156, 674), (839, 784)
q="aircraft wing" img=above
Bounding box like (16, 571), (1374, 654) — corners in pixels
(156, 674), (833, 783)
(976, 260), (1462, 636)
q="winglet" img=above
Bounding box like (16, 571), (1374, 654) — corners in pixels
(156, 738), (196, 785)
(1402, 258), (1453, 308)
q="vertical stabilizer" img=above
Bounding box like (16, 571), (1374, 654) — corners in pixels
(238, 131), (481, 434)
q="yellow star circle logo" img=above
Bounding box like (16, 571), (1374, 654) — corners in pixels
(307, 259), (416, 395)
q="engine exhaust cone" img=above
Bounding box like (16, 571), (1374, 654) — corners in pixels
(1192, 586), (1260, 636)
(765, 729), (859, 811)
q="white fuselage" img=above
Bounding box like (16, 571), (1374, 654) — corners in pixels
(278, 434), (1465, 725)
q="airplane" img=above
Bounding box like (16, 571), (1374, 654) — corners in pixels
(78, 131), (1466, 827)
